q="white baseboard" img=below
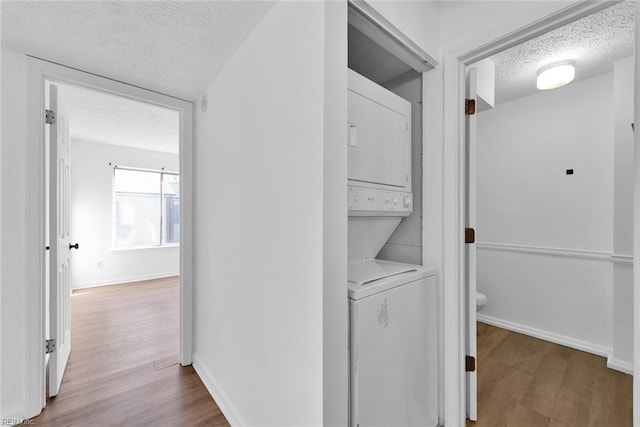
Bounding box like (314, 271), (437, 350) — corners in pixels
(192, 354), (243, 427)
(73, 272), (179, 290)
(477, 313), (611, 358)
(607, 355), (634, 375)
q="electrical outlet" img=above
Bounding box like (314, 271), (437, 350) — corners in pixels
(97, 261), (104, 269)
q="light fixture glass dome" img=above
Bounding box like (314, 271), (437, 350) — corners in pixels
(536, 60), (575, 90)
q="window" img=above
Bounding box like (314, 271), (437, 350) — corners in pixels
(113, 168), (180, 248)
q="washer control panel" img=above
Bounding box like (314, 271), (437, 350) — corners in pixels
(348, 185), (412, 215)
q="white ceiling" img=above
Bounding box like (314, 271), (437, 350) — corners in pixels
(1, 1), (274, 101)
(490, 1), (634, 104)
(59, 83), (180, 154)
(2, 1), (633, 107)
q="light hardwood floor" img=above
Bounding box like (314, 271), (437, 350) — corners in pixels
(470, 322), (633, 427)
(33, 277), (229, 426)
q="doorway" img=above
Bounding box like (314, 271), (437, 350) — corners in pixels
(462, 1), (634, 425)
(44, 80), (182, 399)
(24, 57), (193, 417)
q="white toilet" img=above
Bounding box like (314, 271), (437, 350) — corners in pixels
(476, 292), (487, 311)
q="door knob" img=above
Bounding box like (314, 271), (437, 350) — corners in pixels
(69, 243), (79, 250)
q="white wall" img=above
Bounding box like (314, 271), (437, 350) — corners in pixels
(0, 48), (28, 419)
(192, 2), (333, 424)
(479, 250), (613, 350)
(478, 73), (614, 249)
(322, 2), (349, 425)
(614, 60), (634, 254)
(70, 139), (179, 289)
(611, 56), (634, 370)
(476, 73), (614, 354)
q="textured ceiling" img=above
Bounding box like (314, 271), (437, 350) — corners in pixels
(59, 83), (179, 154)
(490, 1), (634, 104)
(1, 1), (274, 101)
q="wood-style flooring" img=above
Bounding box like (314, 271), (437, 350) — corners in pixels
(31, 281), (633, 426)
(470, 322), (633, 427)
(32, 277), (229, 426)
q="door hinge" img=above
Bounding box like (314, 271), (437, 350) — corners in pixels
(465, 99), (476, 116)
(466, 355), (476, 372)
(45, 339), (56, 354)
(45, 109), (56, 125)
(465, 227), (475, 244)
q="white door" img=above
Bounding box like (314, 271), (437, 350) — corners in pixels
(48, 83), (73, 397)
(465, 68), (478, 421)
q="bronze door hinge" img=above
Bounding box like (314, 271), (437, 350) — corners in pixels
(465, 99), (476, 116)
(465, 227), (475, 244)
(466, 355), (476, 372)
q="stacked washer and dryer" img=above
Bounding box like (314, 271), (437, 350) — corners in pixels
(347, 69), (438, 426)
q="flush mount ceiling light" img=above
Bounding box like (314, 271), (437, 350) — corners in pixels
(536, 60), (575, 90)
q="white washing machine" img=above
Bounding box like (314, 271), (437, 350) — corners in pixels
(347, 69), (438, 426)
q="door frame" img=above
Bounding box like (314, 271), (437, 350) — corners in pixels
(24, 56), (194, 417)
(633, 4), (640, 427)
(439, 1), (631, 425)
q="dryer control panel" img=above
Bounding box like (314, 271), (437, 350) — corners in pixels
(348, 185), (412, 216)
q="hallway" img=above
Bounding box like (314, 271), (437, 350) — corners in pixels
(33, 277), (229, 426)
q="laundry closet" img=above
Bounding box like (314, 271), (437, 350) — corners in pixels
(346, 5), (439, 426)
